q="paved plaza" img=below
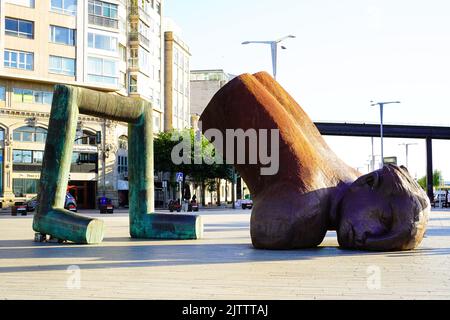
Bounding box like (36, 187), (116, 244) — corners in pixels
(0, 209), (449, 300)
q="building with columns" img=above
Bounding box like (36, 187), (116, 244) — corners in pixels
(0, 0), (164, 208)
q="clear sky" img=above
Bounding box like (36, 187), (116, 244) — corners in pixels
(165, 0), (450, 181)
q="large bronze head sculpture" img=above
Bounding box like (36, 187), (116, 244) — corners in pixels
(200, 71), (430, 252)
(337, 165), (429, 251)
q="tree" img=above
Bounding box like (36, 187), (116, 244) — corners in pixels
(417, 170), (442, 190)
(153, 129), (234, 205)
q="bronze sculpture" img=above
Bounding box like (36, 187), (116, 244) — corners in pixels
(33, 85), (203, 244)
(200, 71), (429, 251)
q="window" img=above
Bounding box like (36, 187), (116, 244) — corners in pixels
(87, 57), (118, 85)
(5, 17), (34, 39)
(51, 0), (77, 16)
(88, 33), (118, 52)
(4, 50), (33, 70)
(139, 21), (150, 40)
(13, 150), (43, 164)
(88, 0), (118, 28)
(174, 48), (178, 66)
(153, 113), (161, 133)
(5, 0), (35, 8)
(33, 151), (43, 163)
(75, 130), (97, 145)
(129, 75), (137, 93)
(118, 136), (128, 150)
(49, 56), (75, 76)
(139, 47), (150, 74)
(149, 88), (154, 101)
(13, 88), (53, 105)
(155, 89), (161, 108)
(88, 0), (118, 19)
(72, 152), (98, 164)
(13, 150), (32, 164)
(140, 0), (150, 13)
(0, 87), (5, 101)
(13, 126), (48, 143)
(119, 71), (127, 89)
(49, 25), (75, 46)
(119, 45), (127, 62)
(13, 178), (40, 196)
(118, 155), (128, 174)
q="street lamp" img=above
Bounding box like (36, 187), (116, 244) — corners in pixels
(370, 101), (401, 167)
(242, 35), (296, 79)
(399, 143), (418, 168)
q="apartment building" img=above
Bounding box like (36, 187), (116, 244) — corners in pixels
(163, 23), (190, 131)
(190, 69), (235, 117)
(0, 0), (164, 209)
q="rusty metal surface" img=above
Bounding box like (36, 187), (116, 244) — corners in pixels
(200, 72), (429, 251)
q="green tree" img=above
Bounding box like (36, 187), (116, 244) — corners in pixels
(417, 170), (442, 190)
(153, 129), (234, 205)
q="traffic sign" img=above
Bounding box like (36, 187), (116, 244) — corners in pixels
(176, 172), (184, 183)
(384, 156), (398, 165)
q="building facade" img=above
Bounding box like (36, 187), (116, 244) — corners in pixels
(163, 30), (190, 131)
(190, 69), (234, 118)
(0, 0), (164, 209)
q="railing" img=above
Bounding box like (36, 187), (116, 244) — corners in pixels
(129, 32), (138, 42)
(88, 14), (119, 29)
(70, 163), (98, 174)
(138, 33), (150, 48)
(13, 164), (42, 172)
(139, 7), (151, 23)
(129, 32), (150, 48)
(128, 58), (139, 68)
(129, 3), (153, 23)
(12, 163), (97, 174)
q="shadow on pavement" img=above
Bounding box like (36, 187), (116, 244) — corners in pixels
(0, 237), (448, 274)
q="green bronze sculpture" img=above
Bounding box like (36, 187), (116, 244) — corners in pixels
(33, 85), (203, 244)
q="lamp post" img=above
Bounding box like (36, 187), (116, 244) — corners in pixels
(399, 143), (418, 168)
(242, 35), (296, 79)
(370, 101), (401, 167)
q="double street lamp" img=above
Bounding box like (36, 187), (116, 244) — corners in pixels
(370, 101), (401, 167)
(399, 142), (418, 169)
(242, 35), (296, 80)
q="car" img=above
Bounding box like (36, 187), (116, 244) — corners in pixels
(169, 199), (182, 212)
(235, 199), (253, 210)
(24, 193), (77, 213)
(98, 197), (114, 214)
(11, 201), (28, 216)
(241, 199), (253, 210)
(433, 191), (449, 208)
(188, 200), (199, 212)
(65, 193), (78, 212)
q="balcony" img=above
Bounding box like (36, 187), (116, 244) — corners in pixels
(129, 32), (150, 48)
(139, 7), (151, 24)
(70, 163), (98, 174)
(129, 5), (152, 24)
(13, 164), (42, 172)
(128, 58), (139, 69)
(88, 14), (118, 29)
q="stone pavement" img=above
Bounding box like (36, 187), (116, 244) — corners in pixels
(0, 209), (449, 300)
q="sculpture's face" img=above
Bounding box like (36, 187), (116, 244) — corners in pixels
(337, 165), (430, 251)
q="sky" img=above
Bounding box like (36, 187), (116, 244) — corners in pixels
(165, 0), (450, 181)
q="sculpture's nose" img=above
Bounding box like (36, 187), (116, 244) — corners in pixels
(341, 222), (355, 247)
